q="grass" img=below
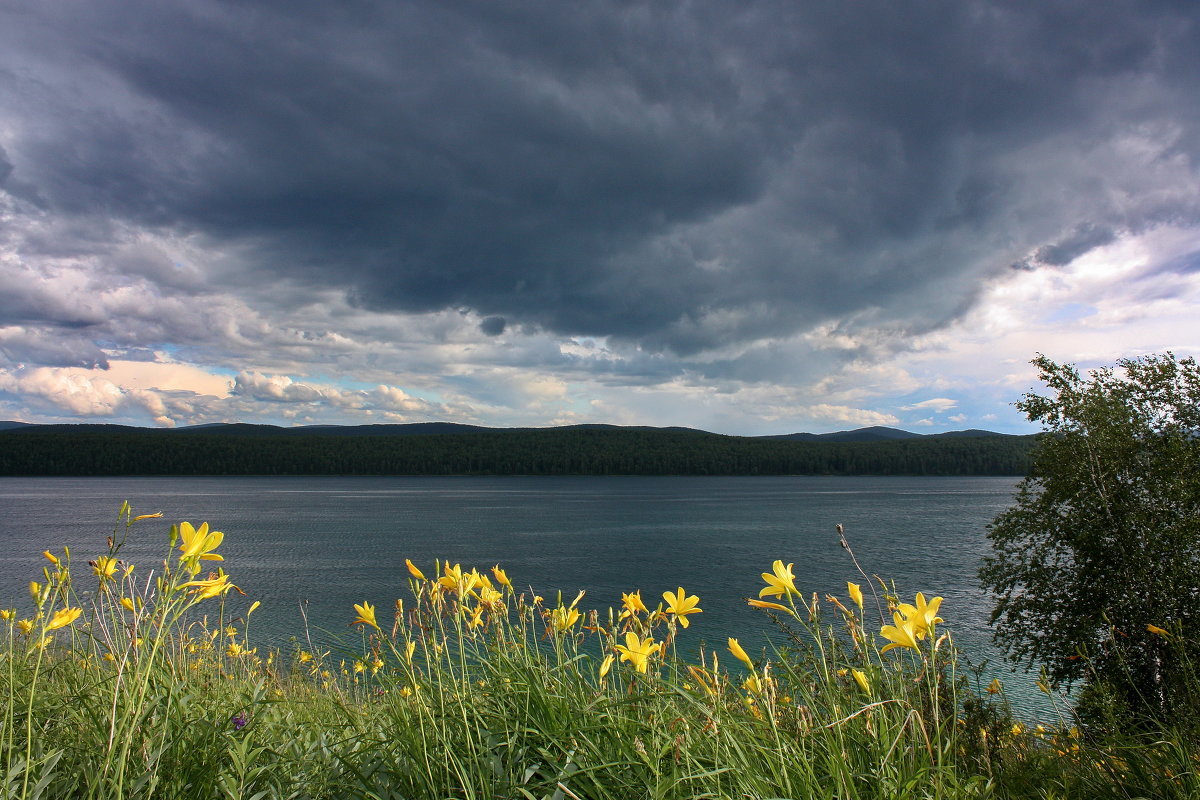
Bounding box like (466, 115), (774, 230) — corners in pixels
(1, 503), (1196, 799)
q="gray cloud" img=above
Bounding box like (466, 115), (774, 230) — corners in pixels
(1, 0), (1199, 371)
(479, 316), (507, 337)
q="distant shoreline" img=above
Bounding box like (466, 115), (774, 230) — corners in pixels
(0, 424), (1036, 477)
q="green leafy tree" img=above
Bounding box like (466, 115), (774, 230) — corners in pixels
(980, 353), (1200, 725)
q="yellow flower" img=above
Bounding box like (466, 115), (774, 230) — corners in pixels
(743, 673), (763, 693)
(599, 653), (615, 680)
(896, 592), (943, 639)
(0, 609), (14, 621)
(468, 605), (485, 628)
(132, 512), (163, 521)
(353, 660), (366, 674)
(1147, 624), (1170, 637)
(405, 641), (417, 661)
(29, 581), (42, 601)
(848, 582), (863, 610)
(120, 597), (137, 612)
(662, 587), (702, 628)
(491, 565), (511, 588)
(987, 678), (1002, 694)
(42, 550), (60, 567)
(438, 563), (479, 596)
(46, 607), (82, 631)
(880, 611), (921, 654)
(178, 522), (224, 569)
(727, 637), (754, 670)
(852, 668), (871, 695)
(352, 601), (380, 630)
(478, 586), (505, 611)
(405, 559), (426, 581)
(747, 598), (797, 617)
(181, 572), (238, 600)
(549, 605), (582, 633)
(227, 641), (255, 658)
(619, 590), (648, 619)
(759, 560), (799, 599)
(16, 619), (34, 635)
(92, 556), (118, 581)
(614, 631), (661, 673)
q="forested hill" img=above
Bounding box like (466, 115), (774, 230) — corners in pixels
(0, 424), (1036, 476)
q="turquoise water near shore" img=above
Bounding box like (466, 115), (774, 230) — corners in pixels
(0, 475), (1058, 718)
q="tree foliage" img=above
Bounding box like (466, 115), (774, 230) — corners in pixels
(980, 353), (1200, 724)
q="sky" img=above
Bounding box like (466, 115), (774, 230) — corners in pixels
(1, 0), (1198, 435)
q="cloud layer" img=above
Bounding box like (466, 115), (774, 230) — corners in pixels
(1, 1), (1199, 432)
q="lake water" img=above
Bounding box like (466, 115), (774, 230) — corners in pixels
(0, 475), (1055, 717)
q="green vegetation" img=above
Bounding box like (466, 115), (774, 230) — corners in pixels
(0, 426), (1034, 476)
(981, 353), (1200, 730)
(2, 503), (1198, 799)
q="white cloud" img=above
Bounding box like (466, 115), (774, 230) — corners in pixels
(900, 398), (957, 413)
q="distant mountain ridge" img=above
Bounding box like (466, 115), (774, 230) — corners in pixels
(0, 420), (1015, 441)
(0, 421), (1035, 477)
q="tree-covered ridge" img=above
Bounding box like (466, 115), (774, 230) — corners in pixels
(0, 425), (1035, 476)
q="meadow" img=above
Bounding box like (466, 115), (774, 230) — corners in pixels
(1, 504), (1195, 799)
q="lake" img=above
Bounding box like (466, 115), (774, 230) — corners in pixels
(0, 475), (1054, 716)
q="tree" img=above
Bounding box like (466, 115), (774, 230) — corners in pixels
(979, 353), (1200, 725)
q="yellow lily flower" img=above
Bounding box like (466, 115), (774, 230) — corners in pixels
(896, 592), (943, 639)
(662, 587), (702, 627)
(727, 637), (755, 670)
(468, 605), (485, 628)
(491, 565), (511, 588)
(478, 586), (505, 611)
(438, 563), (480, 596)
(42, 550), (60, 567)
(852, 668), (871, 695)
(181, 572), (239, 600)
(91, 556), (118, 581)
(178, 522), (224, 570)
(46, 607), (82, 631)
(987, 678), (1002, 694)
(759, 560), (799, 598)
(352, 601), (380, 630)
(549, 605), (582, 633)
(473, 570), (492, 591)
(880, 611), (922, 653)
(405, 559), (426, 581)
(120, 597), (137, 612)
(619, 590), (648, 620)
(598, 653), (615, 679)
(0, 609), (14, 621)
(16, 619), (35, 635)
(1147, 624), (1170, 637)
(614, 631), (661, 673)
(747, 598), (796, 615)
(848, 582), (864, 610)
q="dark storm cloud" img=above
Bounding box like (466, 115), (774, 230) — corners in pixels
(2, 0), (1199, 357)
(479, 316), (507, 337)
